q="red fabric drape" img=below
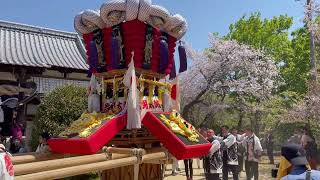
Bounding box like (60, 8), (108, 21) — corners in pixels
(166, 36), (177, 75)
(150, 28), (161, 73)
(83, 33), (93, 64)
(122, 20), (146, 69)
(48, 114), (127, 155)
(102, 28), (113, 71)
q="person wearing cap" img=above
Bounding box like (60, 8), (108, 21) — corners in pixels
(280, 144), (320, 180)
(0, 144), (14, 180)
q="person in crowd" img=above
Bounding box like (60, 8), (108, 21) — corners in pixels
(9, 111), (23, 154)
(243, 127), (262, 180)
(10, 139), (26, 154)
(207, 129), (215, 140)
(301, 127), (317, 170)
(200, 128), (208, 139)
(198, 128), (216, 169)
(0, 143), (14, 180)
(199, 128), (208, 172)
(219, 125), (239, 180)
(36, 132), (51, 153)
(171, 157), (180, 176)
(277, 155), (293, 180)
(266, 130), (274, 164)
(288, 129), (303, 145)
(17, 139), (27, 153)
(280, 144), (320, 180)
(184, 159), (193, 180)
(204, 136), (223, 180)
(236, 129), (245, 172)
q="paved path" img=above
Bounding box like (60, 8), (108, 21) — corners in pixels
(164, 157), (276, 180)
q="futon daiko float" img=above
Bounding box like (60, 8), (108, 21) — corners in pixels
(48, 0), (211, 160)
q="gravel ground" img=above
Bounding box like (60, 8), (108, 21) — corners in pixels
(164, 156), (278, 180)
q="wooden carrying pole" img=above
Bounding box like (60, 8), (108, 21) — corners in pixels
(15, 156), (138, 180)
(15, 152), (167, 180)
(12, 153), (68, 165)
(12, 146), (146, 165)
(104, 147), (146, 155)
(142, 152), (167, 162)
(14, 153), (130, 176)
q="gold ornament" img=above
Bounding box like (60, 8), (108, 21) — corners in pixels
(160, 110), (199, 142)
(59, 112), (114, 138)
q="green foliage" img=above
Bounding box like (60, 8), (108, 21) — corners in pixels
(226, 12), (293, 64)
(283, 28), (310, 94)
(226, 12), (311, 95)
(31, 85), (87, 150)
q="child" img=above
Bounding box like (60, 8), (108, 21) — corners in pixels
(36, 132), (51, 153)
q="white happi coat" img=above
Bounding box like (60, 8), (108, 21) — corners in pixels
(0, 152), (14, 180)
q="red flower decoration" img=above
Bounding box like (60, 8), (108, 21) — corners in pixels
(4, 153), (14, 176)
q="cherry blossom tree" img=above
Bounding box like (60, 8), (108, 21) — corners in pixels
(180, 34), (280, 127)
(281, 0), (320, 131)
(284, 83), (320, 124)
(303, 0), (320, 81)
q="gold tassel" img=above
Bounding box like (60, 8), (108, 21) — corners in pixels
(148, 83), (155, 103)
(139, 75), (144, 98)
(101, 77), (105, 95)
(112, 76), (117, 100)
(158, 86), (165, 104)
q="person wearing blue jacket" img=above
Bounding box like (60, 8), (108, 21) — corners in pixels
(281, 144), (320, 180)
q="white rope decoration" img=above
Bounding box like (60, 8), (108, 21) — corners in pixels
(100, 0), (126, 27)
(82, 9), (106, 29)
(75, 0), (188, 39)
(74, 12), (93, 34)
(126, 0), (140, 21)
(146, 5), (170, 30)
(137, 0), (151, 22)
(165, 14), (187, 39)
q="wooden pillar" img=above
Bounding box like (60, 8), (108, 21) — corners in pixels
(134, 164), (140, 180)
(25, 120), (33, 152)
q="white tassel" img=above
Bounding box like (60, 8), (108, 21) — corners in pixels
(88, 75), (101, 112)
(123, 52), (141, 129)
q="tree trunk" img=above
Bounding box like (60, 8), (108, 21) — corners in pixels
(237, 110), (244, 129)
(307, 0), (317, 83)
(200, 111), (216, 128)
(253, 111), (261, 137)
(181, 89), (207, 123)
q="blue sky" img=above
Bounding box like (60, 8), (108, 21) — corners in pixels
(0, 0), (305, 50)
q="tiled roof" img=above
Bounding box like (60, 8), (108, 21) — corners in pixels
(0, 20), (88, 70)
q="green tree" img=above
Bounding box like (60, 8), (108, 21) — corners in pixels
(226, 13), (293, 63)
(284, 28), (310, 94)
(226, 13), (311, 94)
(31, 85), (87, 150)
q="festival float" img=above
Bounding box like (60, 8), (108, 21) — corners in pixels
(13, 0), (212, 179)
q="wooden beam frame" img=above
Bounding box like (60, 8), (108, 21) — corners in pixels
(13, 147), (171, 180)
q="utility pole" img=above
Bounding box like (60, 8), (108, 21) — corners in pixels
(307, 0), (318, 83)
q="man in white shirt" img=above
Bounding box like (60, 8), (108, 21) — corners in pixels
(204, 136), (223, 180)
(243, 128), (262, 180)
(220, 126), (239, 180)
